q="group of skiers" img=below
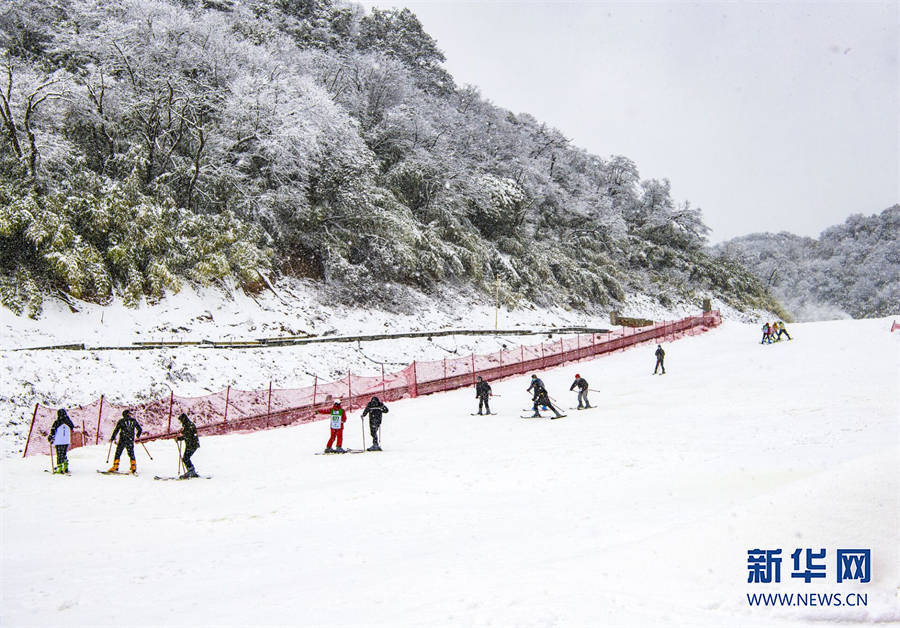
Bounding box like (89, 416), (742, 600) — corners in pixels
(761, 321), (791, 344)
(46, 344), (672, 471)
(49, 408), (201, 479)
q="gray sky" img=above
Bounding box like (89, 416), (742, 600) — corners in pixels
(358, 0), (898, 242)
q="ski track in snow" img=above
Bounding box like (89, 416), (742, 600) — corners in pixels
(1, 310), (897, 626)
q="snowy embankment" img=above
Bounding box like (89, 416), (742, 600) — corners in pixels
(0, 280), (744, 458)
(1, 316), (897, 626)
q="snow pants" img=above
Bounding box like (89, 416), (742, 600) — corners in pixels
(654, 358), (665, 374)
(182, 444), (198, 471)
(326, 428), (344, 449)
(55, 445), (68, 464)
(577, 389), (590, 408)
(478, 395), (491, 414)
(369, 417), (381, 445)
(114, 439), (136, 461)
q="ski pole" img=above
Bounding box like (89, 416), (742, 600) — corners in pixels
(139, 440), (153, 461)
(106, 438), (115, 464)
(176, 439), (184, 475)
(49, 444), (55, 473)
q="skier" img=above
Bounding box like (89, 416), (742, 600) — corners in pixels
(761, 322), (772, 344)
(527, 374), (549, 410)
(48, 408), (75, 474)
(569, 374), (591, 409)
(531, 385), (564, 418)
(175, 413), (200, 478)
(318, 399), (347, 453)
(361, 396), (388, 451)
(475, 376), (492, 415)
(776, 321), (791, 341)
(654, 345), (666, 374)
(108, 409), (143, 473)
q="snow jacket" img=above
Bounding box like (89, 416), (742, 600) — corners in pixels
(49, 414), (74, 446)
(111, 416), (143, 443)
(176, 419), (200, 450)
(655, 347), (665, 360)
(361, 399), (389, 422)
(527, 377), (544, 396)
(318, 406), (347, 430)
(569, 377), (588, 392)
(475, 380), (492, 398)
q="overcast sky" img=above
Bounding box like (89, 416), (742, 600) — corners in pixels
(358, 1), (898, 242)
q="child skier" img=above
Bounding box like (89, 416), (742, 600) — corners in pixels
(361, 396), (388, 451)
(475, 376), (492, 415)
(569, 374), (591, 409)
(48, 409), (75, 474)
(776, 321), (791, 340)
(761, 323), (772, 344)
(654, 345), (666, 374)
(531, 385), (564, 418)
(527, 374), (549, 410)
(108, 409), (143, 473)
(175, 413), (200, 478)
(319, 400), (347, 453)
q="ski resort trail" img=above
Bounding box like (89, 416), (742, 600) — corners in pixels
(1, 318), (897, 626)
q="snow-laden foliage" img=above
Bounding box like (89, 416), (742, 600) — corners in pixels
(0, 0), (782, 316)
(714, 205), (899, 320)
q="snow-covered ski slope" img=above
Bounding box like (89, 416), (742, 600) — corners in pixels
(2, 318), (897, 626)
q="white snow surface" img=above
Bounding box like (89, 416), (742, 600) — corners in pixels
(1, 308), (898, 626)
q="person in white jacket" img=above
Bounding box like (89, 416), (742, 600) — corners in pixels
(48, 409), (75, 474)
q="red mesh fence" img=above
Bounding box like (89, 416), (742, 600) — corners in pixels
(23, 311), (721, 456)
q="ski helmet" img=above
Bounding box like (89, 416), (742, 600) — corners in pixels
(575, 374), (580, 379)
(334, 399), (342, 405)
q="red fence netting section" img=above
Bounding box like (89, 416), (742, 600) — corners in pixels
(23, 311), (721, 456)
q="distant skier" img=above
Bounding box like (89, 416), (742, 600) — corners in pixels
(761, 322), (772, 344)
(475, 376), (492, 415)
(108, 409), (143, 473)
(569, 374), (591, 409)
(319, 399), (347, 453)
(361, 396), (388, 451)
(776, 321), (791, 341)
(654, 345), (666, 374)
(527, 374), (549, 410)
(48, 409), (75, 474)
(175, 413), (200, 478)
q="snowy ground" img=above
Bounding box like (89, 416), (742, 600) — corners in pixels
(1, 316), (897, 626)
(0, 280), (749, 458)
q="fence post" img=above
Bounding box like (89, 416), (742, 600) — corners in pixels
(443, 358), (447, 392)
(266, 381), (272, 429)
(411, 361), (418, 398)
(347, 372), (352, 411)
(96, 395), (104, 445)
(166, 391), (174, 436)
(22, 403), (38, 458)
(313, 375), (318, 407)
(223, 386), (230, 423)
(541, 343), (546, 368)
(470, 353), (476, 383)
(381, 363), (386, 396)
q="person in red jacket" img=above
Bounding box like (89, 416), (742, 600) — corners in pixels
(319, 399), (347, 453)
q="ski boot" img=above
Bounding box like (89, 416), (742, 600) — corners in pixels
(324, 447), (334, 453)
(130, 459), (137, 474)
(333, 447), (345, 454)
(107, 459), (120, 473)
(180, 468), (199, 479)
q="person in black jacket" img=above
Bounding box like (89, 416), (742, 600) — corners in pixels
(48, 409), (75, 474)
(475, 376), (492, 415)
(108, 410), (143, 473)
(654, 345), (666, 375)
(361, 396), (389, 451)
(176, 413), (200, 478)
(569, 374), (591, 409)
(531, 386), (564, 418)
